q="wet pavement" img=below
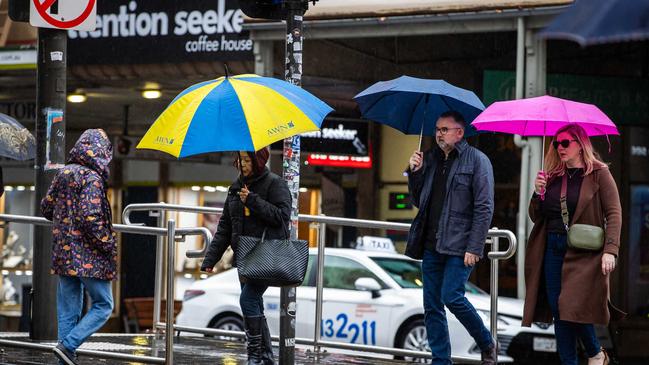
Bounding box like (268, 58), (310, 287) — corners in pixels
(0, 333), (413, 365)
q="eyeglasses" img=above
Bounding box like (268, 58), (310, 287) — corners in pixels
(436, 127), (462, 135)
(552, 139), (577, 149)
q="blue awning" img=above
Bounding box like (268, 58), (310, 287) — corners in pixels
(539, 0), (649, 46)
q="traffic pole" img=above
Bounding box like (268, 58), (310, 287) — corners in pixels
(279, 1), (307, 363)
(31, 27), (67, 340)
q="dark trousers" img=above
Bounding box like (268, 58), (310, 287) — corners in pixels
(544, 233), (601, 364)
(422, 249), (493, 365)
(239, 281), (269, 317)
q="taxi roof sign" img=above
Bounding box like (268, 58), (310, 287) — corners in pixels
(355, 236), (396, 253)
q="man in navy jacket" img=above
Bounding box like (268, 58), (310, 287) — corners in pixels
(406, 111), (497, 365)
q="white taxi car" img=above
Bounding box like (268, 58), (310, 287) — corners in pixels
(176, 248), (558, 363)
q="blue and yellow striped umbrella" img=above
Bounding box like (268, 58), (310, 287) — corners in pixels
(137, 74), (333, 158)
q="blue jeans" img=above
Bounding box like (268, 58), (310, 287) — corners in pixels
(422, 249), (493, 365)
(240, 281), (269, 317)
(57, 275), (113, 354)
(544, 233), (601, 364)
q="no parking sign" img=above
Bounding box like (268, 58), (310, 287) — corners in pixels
(30, 0), (96, 31)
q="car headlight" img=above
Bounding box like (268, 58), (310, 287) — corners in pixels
(477, 310), (511, 327)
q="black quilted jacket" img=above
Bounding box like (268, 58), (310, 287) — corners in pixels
(201, 168), (292, 270)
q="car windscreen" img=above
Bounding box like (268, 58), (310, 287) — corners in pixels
(370, 257), (423, 288)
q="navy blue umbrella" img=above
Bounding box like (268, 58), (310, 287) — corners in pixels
(354, 76), (485, 150)
(540, 0), (649, 46)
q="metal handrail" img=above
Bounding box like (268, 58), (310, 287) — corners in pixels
(0, 213), (212, 245)
(121, 202), (517, 364)
(123, 203), (222, 225)
(0, 213), (209, 364)
(123, 203), (413, 231)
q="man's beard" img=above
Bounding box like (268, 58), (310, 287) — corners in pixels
(437, 139), (449, 150)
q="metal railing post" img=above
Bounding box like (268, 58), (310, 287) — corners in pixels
(165, 218), (176, 365)
(153, 208), (165, 336)
(313, 220), (326, 355)
(490, 230), (500, 363)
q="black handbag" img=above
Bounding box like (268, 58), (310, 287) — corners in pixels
(236, 224), (309, 287)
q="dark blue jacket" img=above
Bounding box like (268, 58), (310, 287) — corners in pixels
(406, 139), (494, 259)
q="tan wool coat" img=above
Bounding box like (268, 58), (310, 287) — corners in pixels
(522, 161), (625, 327)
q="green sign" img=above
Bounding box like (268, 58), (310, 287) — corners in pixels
(483, 70), (649, 125)
(389, 192), (412, 210)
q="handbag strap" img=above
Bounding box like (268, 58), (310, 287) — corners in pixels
(560, 173), (570, 232)
(280, 217), (290, 240)
(257, 221), (290, 242)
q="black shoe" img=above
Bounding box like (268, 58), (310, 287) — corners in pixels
(244, 316), (264, 365)
(480, 339), (498, 365)
(53, 343), (79, 365)
(260, 317), (275, 365)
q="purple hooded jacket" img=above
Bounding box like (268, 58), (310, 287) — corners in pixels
(41, 129), (117, 280)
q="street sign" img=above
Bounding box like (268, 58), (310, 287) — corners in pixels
(30, 0), (96, 31)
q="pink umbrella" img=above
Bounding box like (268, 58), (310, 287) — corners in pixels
(471, 95), (619, 197)
(471, 95), (619, 136)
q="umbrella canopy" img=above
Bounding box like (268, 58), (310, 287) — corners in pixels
(539, 0), (649, 46)
(471, 95), (619, 137)
(137, 74), (333, 158)
(0, 113), (35, 160)
(353, 76), (485, 139)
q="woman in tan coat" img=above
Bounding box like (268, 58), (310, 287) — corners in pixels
(523, 124), (623, 365)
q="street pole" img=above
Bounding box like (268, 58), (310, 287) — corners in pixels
(31, 27), (67, 340)
(280, 1), (307, 363)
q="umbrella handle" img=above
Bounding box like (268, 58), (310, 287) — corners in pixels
(418, 94), (429, 152)
(538, 170), (546, 201)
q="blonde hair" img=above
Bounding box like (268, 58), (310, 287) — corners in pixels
(544, 124), (604, 180)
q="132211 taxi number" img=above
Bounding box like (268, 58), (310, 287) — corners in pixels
(320, 313), (377, 345)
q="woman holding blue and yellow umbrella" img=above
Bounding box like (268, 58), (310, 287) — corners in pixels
(138, 73), (332, 365)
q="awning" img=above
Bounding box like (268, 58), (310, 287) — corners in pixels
(539, 0), (649, 46)
(252, 0), (573, 20)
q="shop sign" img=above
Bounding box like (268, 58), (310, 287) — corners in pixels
(0, 102), (36, 122)
(67, 0), (253, 65)
(483, 70), (649, 125)
(0, 48), (37, 70)
(300, 120), (369, 156)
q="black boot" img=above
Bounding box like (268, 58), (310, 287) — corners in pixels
(244, 316), (264, 365)
(261, 317), (275, 365)
(481, 338), (498, 365)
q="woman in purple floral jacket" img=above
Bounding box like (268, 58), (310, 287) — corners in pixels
(41, 129), (115, 365)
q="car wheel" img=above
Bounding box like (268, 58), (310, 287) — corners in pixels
(395, 318), (431, 364)
(208, 314), (245, 342)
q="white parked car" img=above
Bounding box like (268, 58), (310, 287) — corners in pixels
(177, 248), (558, 363)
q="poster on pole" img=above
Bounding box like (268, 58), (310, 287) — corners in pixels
(44, 108), (65, 171)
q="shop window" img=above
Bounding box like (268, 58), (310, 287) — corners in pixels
(630, 185), (649, 318)
(0, 186), (35, 309)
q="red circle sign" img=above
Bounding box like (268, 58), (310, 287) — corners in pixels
(33, 0), (96, 29)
